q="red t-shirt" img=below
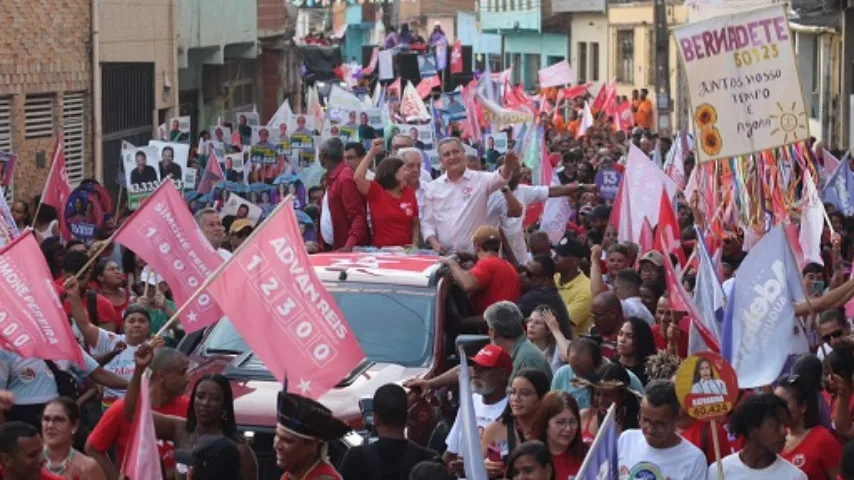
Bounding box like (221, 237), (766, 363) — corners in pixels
(552, 451), (583, 480)
(55, 279), (122, 330)
(651, 319), (689, 359)
(781, 426), (842, 480)
(87, 395), (190, 469)
(366, 182), (419, 248)
(468, 255), (521, 314)
(679, 419), (733, 465)
(282, 461), (341, 480)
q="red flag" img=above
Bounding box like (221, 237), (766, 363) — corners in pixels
(613, 101), (632, 131)
(40, 135), (72, 239)
(388, 78), (402, 99)
(416, 76), (441, 99)
(206, 202), (365, 399)
(638, 218), (654, 257)
(0, 231), (83, 366)
(113, 182), (225, 332)
(661, 245), (720, 353)
(653, 190), (688, 267)
(561, 83), (592, 100)
(592, 82), (616, 114)
(121, 373), (163, 480)
(450, 40), (463, 74)
(197, 149), (225, 194)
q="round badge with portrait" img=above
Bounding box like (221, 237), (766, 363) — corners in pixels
(674, 352), (738, 421)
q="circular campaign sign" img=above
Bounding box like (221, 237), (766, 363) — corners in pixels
(674, 352), (738, 420)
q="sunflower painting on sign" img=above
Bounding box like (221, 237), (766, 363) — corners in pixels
(672, 5), (808, 163)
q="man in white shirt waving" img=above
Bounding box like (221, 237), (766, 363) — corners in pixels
(618, 379), (707, 480)
(421, 138), (519, 254)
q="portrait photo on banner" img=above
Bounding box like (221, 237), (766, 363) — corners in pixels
(220, 192), (263, 224)
(149, 140), (189, 190)
(121, 145), (162, 208)
(165, 116), (191, 143)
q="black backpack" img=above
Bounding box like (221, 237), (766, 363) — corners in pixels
(44, 360), (80, 400)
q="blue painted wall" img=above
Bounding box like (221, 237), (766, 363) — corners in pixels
(504, 32), (569, 87)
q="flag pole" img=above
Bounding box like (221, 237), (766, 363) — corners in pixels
(153, 194), (293, 338)
(31, 134), (63, 229)
(710, 419), (725, 480)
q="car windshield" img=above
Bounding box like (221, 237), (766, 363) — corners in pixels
(201, 282), (436, 367)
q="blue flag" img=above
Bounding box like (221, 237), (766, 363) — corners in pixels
(691, 226), (724, 354)
(458, 347), (488, 480)
(575, 405), (619, 480)
(721, 225), (806, 388)
(821, 160), (854, 215)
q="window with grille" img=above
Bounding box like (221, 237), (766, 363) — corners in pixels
(63, 92), (86, 187)
(0, 97), (11, 202)
(24, 95), (54, 139)
(616, 30), (634, 84)
(578, 43), (588, 83)
(647, 28), (655, 86)
(591, 42), (600, 82)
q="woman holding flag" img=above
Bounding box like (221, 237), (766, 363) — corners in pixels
(123, 344), (259, 480)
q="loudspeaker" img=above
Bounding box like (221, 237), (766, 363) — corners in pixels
(394, 52), (422, 86)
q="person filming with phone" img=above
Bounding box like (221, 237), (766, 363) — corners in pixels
(337, 384), (437, 480)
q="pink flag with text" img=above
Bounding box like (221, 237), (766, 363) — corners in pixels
(206, 202), (365, 399)
(113, 182), (224, 332)
(122, 373), (163, 480)
(40, 136), (72, 239)
(538, 60), (574, 88)
(0, 231), (83, 365)
(197, 149), (225, 194)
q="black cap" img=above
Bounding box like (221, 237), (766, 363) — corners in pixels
(554, 234), (585, 259)
(173, 435), (241, 479)
(277, 392), (350, 442)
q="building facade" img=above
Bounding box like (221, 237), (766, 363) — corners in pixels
(0, 0), (92, 204)
(177, 0), (258, 137)
(257, 0), (302, 122)
(98, 0), (179, 197)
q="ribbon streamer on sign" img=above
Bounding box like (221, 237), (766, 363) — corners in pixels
(476, 89), (534, 131)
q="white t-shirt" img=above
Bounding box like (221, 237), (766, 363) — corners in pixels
(690, 379), (729, 395)
(708, 453), (806, 480)
(503, 185), (549, 263)
(617, 429), (706, 480)
(445, 394), (507, 455)
(90, 330), (138, 402)
(217, 248), (232, 261)
(320, 193), (334, 245)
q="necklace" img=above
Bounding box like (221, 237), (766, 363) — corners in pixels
(44, 447), (74, 475)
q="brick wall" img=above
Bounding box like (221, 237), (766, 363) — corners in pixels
(0, 0), (92, 204)
(258, 0), (287, 38)
(258, 48), (282, 123)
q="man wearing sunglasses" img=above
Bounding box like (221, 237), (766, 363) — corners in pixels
(817, 309), (851, 360)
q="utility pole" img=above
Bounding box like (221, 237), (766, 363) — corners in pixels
(653, 0), (672, 135)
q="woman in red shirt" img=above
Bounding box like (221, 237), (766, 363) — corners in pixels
(354, 139), (419, 248)
(532, 391), (588, 479)
(89, 259), (129, 327)
(775, 375), (842, 480)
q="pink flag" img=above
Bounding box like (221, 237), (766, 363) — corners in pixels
(197, 149), (225, 194)
(609, 175), (633, 241)
(561, 83), (592, 100)
(798, 171), (825, 266)
(821, 148), (841, 179)
(638, 218), (654, 257)
(206, 202), (366, 399)
(122, 373), (163, 480)
(613, 145), (679, 244)
(416, 76), (441, 99)
(450, 40), (463, 74)
(0, 231), (83, 366)
(40, 135), (72, 239)
(113, 182), (225, 332)
(613, 102), (632, 131)
(653, 190), (687, 267)
(230, 129), (242, 148)
(538, 60), (574, 88)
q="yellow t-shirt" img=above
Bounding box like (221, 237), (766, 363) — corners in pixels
(555, 272), (593, 335)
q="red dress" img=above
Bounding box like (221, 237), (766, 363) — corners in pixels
(281, 461), (342, 480)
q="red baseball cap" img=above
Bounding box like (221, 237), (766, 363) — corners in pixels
(469, 345), (512, 372)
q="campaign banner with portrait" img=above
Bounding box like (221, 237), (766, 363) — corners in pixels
(322, 123), (357, 142)
(672, 5), (807, 163)
(484, 132), (508, 153)
(290, 133), (316, 168)
(236, 112), (261, 146)
(595, 167), (623, 202)
(418, 54), (438, 78)
(394, 124), (435, 151)
(183, 167), (198, 191)
(63, 181), (113, 241)
(165, 116), (191, 143)
(288, 114), (316, 137)
(122, 146), (161, 209)
(148, 141), (189, 190)
(207, 125), (234, 158)
(0, 151), (17, 187)
(220, 192), (263, 224)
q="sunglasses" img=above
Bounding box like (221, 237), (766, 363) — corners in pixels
(822, 330), (845, 343)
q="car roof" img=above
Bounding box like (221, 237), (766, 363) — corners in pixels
(310, 252), (440, 287)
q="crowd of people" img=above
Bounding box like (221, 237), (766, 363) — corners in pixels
(1, 68), (854, 480)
